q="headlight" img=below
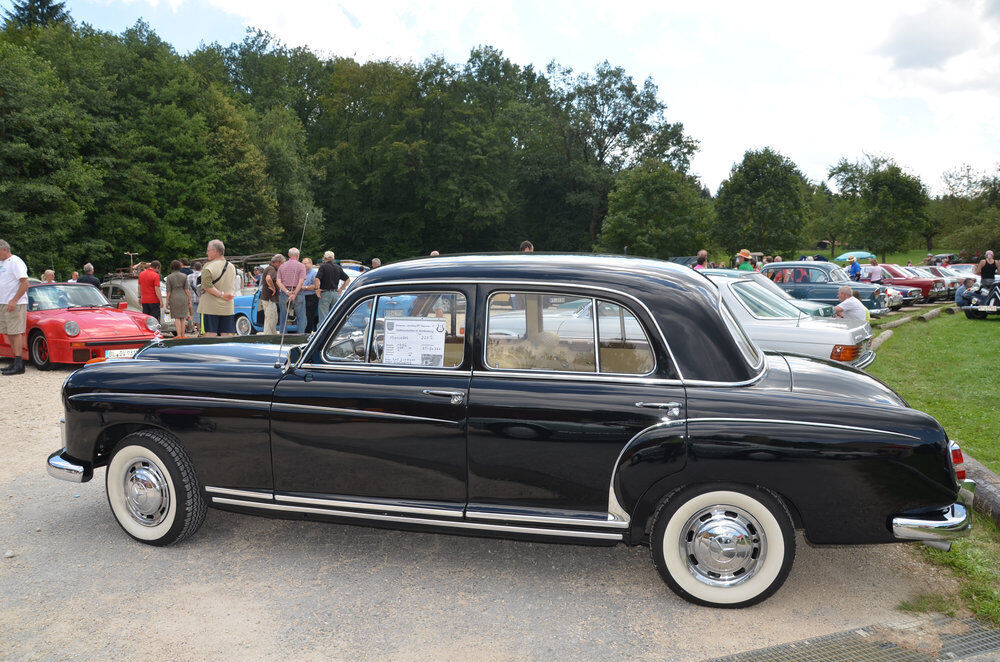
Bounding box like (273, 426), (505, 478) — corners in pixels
(145, 317), (160, 332)
(64, 321), (80, 337)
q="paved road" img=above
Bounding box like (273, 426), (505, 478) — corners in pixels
(0, 367), (961, 661)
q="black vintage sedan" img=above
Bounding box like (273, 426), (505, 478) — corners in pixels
(47, 255), (974, 608)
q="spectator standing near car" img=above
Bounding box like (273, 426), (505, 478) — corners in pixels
(200, 240), (236, 337)
(834, 285), (867, 321)
(301, 257), (319, 333)
(955, 278), (975, 307)
(977, 250), (997, 286)
(260, 254), (284, 334)
(179, 258), (193, 276)
(846, 255), (862, 281)
(165, 260), (191, 339)
(520, 241), (534, 253)
(863, 258), (882, 284)
(317, 251), (350, 322)
(371, 257), (381, 269)
(42, 270), (56, 284)
(78, 263), (101, 288)
(0, 240), (29, 375)
(187, 260), (202, 335)
(736, 249), (753, 271)
(277, 247), (307, 333)
(138, 260), (163, 322)
(68, 271), (79, 283)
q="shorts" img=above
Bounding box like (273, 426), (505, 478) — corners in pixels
(0, 303), (27, 335)
(202, 313), (235, 335)
(142, 303), (161, 319)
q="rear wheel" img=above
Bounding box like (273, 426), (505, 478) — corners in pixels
(29, 331), (53, 370)
(650, 484), (795, 608)
(105, 430), (206, 546)
(965, 310), (988, 320)
(235, 314), (254, 336)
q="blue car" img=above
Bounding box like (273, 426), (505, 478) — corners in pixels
(233, 266), (363, 335)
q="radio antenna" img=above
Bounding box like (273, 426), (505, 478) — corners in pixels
(273, 302), (291, 369)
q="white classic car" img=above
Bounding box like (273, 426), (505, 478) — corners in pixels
(705, 272), (875, 369)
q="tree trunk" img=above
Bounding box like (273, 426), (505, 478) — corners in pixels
(830, 236), (836, 258)
(926, 235), (934, 252)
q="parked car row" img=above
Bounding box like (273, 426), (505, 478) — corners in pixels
(45, 254), (974, 610)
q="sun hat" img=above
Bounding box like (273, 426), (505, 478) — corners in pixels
(847, 255), (856, 262)
(738, 249), (751, 259)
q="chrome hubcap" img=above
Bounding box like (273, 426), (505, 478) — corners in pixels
(679, 505), (766, 587)
(122, 458), (170, 526)
(236, 316), (251, 335)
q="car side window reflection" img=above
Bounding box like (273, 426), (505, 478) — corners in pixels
(322, 298), (374, 362)
(369, 292), (467, 368)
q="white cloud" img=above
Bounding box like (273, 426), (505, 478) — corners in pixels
(96, 0), (1000, 193)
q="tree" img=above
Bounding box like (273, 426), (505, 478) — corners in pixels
(862, 164), (929, 262)
(596, 160), (713, 258)
(713, 148), (806, 256)
(2, 0), (68, 28)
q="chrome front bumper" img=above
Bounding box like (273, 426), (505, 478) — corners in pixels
(869, 307), (891, 318)
(852, 350), (876, 369)
(47, 449), (91, 483)
(892, 480), (975, 546)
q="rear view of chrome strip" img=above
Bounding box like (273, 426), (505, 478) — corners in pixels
(204, 486), (274, 500)
(466, 508), (629, 529)
(211, 497), (622, 541)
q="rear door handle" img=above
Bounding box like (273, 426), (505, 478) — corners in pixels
(422, 389), (465, 405)
(635, 401), (683, 418)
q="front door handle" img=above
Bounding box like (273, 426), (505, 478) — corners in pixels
(635, 401), (683, 418)
(422, 389), (465, 405)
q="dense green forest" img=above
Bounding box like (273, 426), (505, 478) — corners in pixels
(1, 1), (998, 276)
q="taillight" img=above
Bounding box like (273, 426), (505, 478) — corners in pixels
(949, 440), (966, 481)
(830, 344), (861, 362)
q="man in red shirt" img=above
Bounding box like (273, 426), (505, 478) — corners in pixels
(138, 260), (163, 323)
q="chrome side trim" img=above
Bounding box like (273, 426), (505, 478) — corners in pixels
(204, 486), (273, 500)
(688, 417), (919, 440)
(275, 493), (463, 518)
(892, 480), (975, 542)
(299, 363), (473, 378)
(67, 392), (269, 409)
(607, 419), (687, 525)
(470, 369), (682, 386)
(465, 508), (630, 529)
(47, 449), (86, 483)
(211, 497), (622, 541)
(270, 402), (456, 426)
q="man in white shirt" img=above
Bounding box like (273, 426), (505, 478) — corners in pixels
(834, 285), (868, 322)
(0, 239), (30, 375)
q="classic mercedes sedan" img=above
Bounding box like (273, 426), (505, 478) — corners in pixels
(47, 255), (974, 608)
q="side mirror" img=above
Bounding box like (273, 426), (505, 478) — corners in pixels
(117, 302), (128, 310)
(286, 345), (303, 369)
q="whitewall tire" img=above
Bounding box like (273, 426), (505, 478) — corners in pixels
(105, 430), (206, 546)
(650, 485), (795, 608)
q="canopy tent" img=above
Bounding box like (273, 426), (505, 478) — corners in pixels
(834, 250), (875, 261)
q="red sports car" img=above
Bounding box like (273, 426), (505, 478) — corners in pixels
(0, 283), (160, 369)
(879, 264), (947, 302)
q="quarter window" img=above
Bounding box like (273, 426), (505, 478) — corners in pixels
(486, 292), (655, 375)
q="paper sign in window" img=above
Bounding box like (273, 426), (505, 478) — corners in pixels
(383, 317), (447, 367)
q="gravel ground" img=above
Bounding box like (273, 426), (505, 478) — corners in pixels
(0, 365), (962, 661)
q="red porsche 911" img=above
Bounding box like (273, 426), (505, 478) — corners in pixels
(0, 283), (160, 369)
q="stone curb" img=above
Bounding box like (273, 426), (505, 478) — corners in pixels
(965, 453), (1000, 531)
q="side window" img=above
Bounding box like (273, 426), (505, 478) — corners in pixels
(322, 298), (374, 362)
(105, 286), (126, 304)
(597, 302), (655, 374)
(370, 292), (466, 368)
(767, 268), (792, 283)
(808, 269), (829, 283)
(486, 292), (597, 373)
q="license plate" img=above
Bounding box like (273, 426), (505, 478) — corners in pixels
(105, 348), (138, 359)
(981, 306), (997, 312)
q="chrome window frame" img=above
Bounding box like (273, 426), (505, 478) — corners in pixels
(297, 278), (768, 387)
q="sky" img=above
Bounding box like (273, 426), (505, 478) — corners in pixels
(59, 0), (1000, 195)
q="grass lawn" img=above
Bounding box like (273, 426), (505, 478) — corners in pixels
(867, 312), (1000, 474)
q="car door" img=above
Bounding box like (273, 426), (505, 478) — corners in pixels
(269, 286), (474, 514)
(467, 286), (686, 526)
(801, 268), (837, 304)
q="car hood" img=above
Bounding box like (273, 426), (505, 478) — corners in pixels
(34, 307), (151, 337)
(135, 335), (309, 364)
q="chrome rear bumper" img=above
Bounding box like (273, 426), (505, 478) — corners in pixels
(892, 480), (975, 548)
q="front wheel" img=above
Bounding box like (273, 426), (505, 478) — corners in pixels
(234, 314), (254, 336)
(965, 310), (988, 320)
(105, 430), (206, 546)
(650, 484), (796, 608)
(29, 331), (53, 370)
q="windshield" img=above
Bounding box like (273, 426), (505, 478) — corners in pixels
(747, 273), (793, 300)
(731, 280), (803, 319)
(829, 267), (848, 282)
(29, 284), (111, 311)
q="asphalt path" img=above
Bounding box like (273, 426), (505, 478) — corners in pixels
(0, 367), (961, 661)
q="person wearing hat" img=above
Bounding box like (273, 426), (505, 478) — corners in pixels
(846, 255), (862, 281)
(736, 249), (753, 271)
